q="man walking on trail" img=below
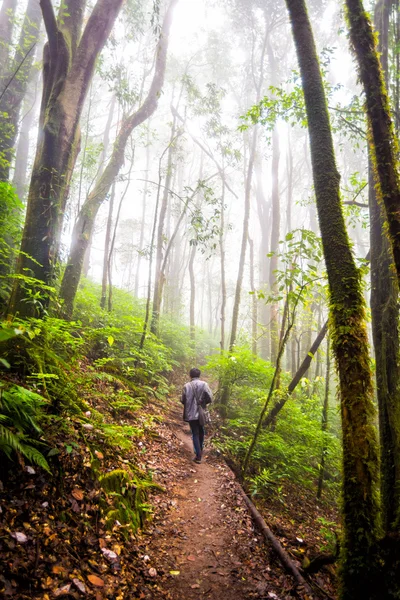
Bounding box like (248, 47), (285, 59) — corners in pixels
(181, 368), (212, 464)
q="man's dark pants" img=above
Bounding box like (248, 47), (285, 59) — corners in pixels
(189, 419), (204, 459)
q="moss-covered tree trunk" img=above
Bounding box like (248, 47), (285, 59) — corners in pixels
(8, 0), (124, 318)
(368, 0), (400, 534)
(317, 336), (330, 499)
(285, 1), (380, 597)
(59, 0), (177, 319)
(219, 182), (227, 353)
(345, 0), (400, 287)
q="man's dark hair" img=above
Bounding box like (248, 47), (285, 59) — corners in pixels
(190, 367), (201, 378)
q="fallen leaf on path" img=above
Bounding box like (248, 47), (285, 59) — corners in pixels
(52, 565), (68, 575)
(187, 555), (196, 561)
(94, 451), (104, 460)
(191, 584), (200, 589)
(170, 571), (180, 576)
(87, 574), (104, 587)
(72, 488), (84, 501)
(73, 578), (86, 593)
(148, 568), (157, 577)
(53, 584), (71, 597)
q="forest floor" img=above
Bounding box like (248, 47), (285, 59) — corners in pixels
(0, 373), (338, 600)
(142, 403), (288, 600)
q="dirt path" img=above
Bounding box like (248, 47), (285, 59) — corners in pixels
(140, 404), (290, 600)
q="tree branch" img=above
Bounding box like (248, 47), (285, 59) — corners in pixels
(39, 0), (58, 56)
(73, 0), (124, 78)
(262, 320), (328, 428)
(343, 200), (368, 208)
(125, 0), (179, 132)
(171, 105), (239, 200)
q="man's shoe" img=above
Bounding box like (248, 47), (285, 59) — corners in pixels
(194, 457), (201, 464)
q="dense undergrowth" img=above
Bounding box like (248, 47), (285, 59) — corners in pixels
(1, 277), (340, 545)
(0, 279), (214, 534)
(204, 347), (341, 502)
(1, 277), (341, 506)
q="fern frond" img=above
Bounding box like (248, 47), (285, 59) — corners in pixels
(0, 424), (25, 453)
(19, 444), (50, 473)
(99, 469), (130, 493)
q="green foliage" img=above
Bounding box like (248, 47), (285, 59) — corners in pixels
(0, 383), (50, 471)
(110, 392), (144, 416)
(1, 316), (84, 413)
(98, 424), (143, 450)
(206, 346), (275, 392)
(248, 467), (286, 499)
(239, 68), (366, 146)
(316, 516), (338, 553)
(206, 348), (341, 497)
(99, 467), (163, 535)
(0, 182), (23, 308)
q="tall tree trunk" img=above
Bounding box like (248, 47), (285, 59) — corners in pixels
(269, 128), (280, 362)
(395, 1), (400, 133)
(286, 133), (293, 236)
(0, 0), (42, 182)
(345, 0), (400, 287)
(317, 336), (330, 499)
(82, 94), (116, 278)
(219, 182), (227, 353)
(189, 242), (196, 342)
(8, 0), (124, 318)
(59, 0), (177, 318)
(150, 117), (180, 335)
(139, 140), (172, 350)
(248, 234), (257, 355)
(229, 129), (257, 350)
(134, 134), (151, 297)
(285, 1), (379, 597)
(100, 183), (115, 309)
(291, 327), (297, 377)
(369, 0), (400, 533)
(255, 157), (270, 359)
(107, 154), (134, 312)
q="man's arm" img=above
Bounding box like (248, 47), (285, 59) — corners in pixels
(181, 385), (187, 405)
